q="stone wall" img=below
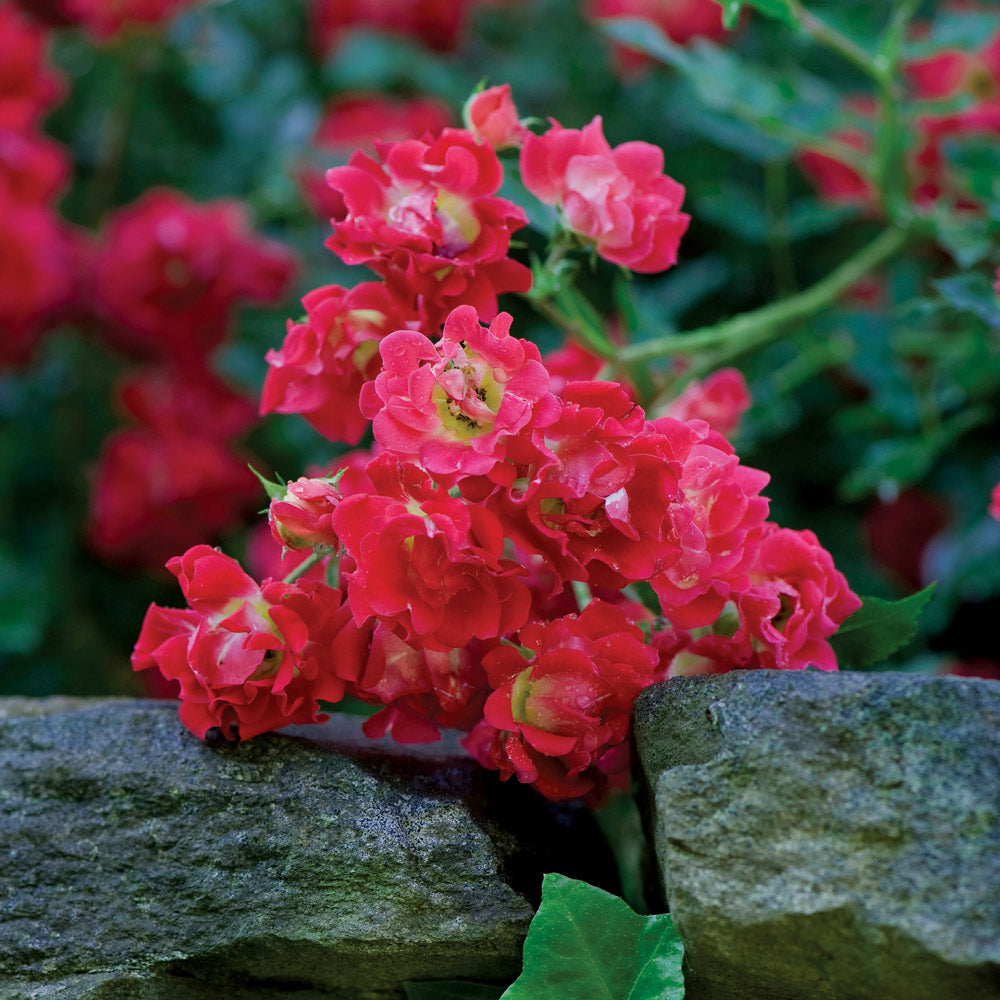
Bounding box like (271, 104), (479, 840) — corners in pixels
(0, 699), (613, 999)
(633, 670), (1000, 1000)
(5, 672), (1000, 1000)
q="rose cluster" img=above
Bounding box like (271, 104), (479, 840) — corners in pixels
(3, 0), (299, 571)
(83, 190), (298, 569)
(135, 85), (860, 803)
(0, 4), (76, 368)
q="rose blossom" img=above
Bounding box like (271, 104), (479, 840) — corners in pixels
(132, 545), (372, 740)
(0, 183), (75, 368)
(520, 115), (689, 273)
(588, 0), (728, 75)
(309, 0), (504, 55)
(463, 84), (528, 150)
(86, 428), (261, 569)
(261, 281), (418, 445)
(462, 600), (659, 802)
(268, 475), (350, 551)
(647, 416), (771, 627)
(0, 5), (64, 130)
(331, 452), (531, 651)
(0, 127), (69, 204)
(115, 363), (257, 440)
(661, 368), (751, 438)
(542, 340), (607, 393)
(325, 128), (531, 327)
(352, 624), (491, 743)
(361, 305), (560, 479)
(298, 93), (452, 221)
(89, 189), (297, 361)
(863, 487), (946, 591)
(732, 524), (862, 671)
(58, 0), (198, 39)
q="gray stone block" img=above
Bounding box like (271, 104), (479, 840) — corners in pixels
(633, 670), (1000, 1000)
(0, 698), (612, 999)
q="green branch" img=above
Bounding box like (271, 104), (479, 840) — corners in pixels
(788, 0), (880, 83)
(619, 226), (908, 366)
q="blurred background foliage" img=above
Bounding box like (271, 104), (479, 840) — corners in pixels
(2, 0), (999, 696)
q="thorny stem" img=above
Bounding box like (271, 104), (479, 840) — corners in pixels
(619, 226), (909, 366)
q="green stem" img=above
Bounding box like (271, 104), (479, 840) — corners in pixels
(789, 0), (879, 83)
(873, 0), (922, 217)
(619, 226), (908, 366)
(85, 41), (150, 224)
(764, 159), (797, 298)
(572, 580), (594, 612)
(283, 550), (324, 585)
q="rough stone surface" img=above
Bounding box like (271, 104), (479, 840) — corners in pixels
(0, 698), (615, 999)
(633, 670), (1000, 1000)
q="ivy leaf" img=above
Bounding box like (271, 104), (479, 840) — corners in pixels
(501, 874), (684, 1000)
(714, 0), (799, 30)
(831, 585), (936, 670)
(403, 982), (507, 1000)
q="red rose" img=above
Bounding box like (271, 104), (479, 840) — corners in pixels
(90, 189), (297, 361)
(299, 93), (452, 221)
(0, 127), (69, 204)
(353, 624), (491, 742)
(361, 305), (559, 480)
(115, 363), (258, 441)
(733, 524), (862, 671)
(660, 368), (751, 439)
(462, 601), (658, 802)
(86, 428), (261, 569)
(588, 0), (728, 74)
(331, 453), (531, 650)
(463, 84), (528, 151)
(261, 281), (418, 445)
(0, 5), (64, 129)
(133, 545), (372, 740)
(325, 128), (531, 328)
(59, 0), (198, 39)
(0, 184), (74, 368)
(520, 115), (689, 273)
(309, 0), (478, 55)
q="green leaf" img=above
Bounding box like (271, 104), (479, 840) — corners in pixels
(601, 21), (836, 160)
(715, 0), (799, 30)
(501, 874), (684, 1000)
(831, 585), (936, 670)
(926, 207), (997, 268)
(404, 981), (507, 1000)
(249, 464), (287, 502)
(933, 273), (1000, 331)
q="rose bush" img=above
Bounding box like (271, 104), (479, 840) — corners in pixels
(2, 0), (997, 818)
